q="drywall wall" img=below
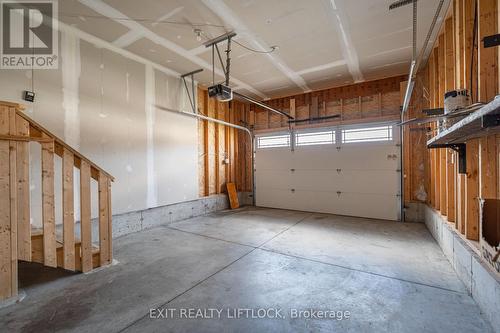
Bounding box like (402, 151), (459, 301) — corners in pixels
(0, 30), (198, 226)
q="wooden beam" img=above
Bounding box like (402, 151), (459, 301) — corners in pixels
(214, 103), (220, 194)
(446, 149), (456, 221)
(438, 34), (446, 107)
(444, 17), (456, 221)
(463, 0), (478, 101)
(310, 96), (319, 123)
(478, 0), (498, 102)
(457, 173), (467, 233)
(7, 107), (17, 297)
(445, 17), (456, 91)
(15, 115), (30, 262)
(0, 106), (12, 300)
(41, 140), (57, 267)
(440, 148), (448, 215)
(107, 176), (112, 263)
(62, 148), (75, 271)
(80, 160), (92, 273)
(480, 135), (498, 199)
(98, 173), (111, 265)
(466, 139), (480, 240)
(203, 93), (209, 196)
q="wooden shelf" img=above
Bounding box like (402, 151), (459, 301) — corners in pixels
(427, 96), (500, 148)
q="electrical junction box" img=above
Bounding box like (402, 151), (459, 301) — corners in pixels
(208, 84), (233, 102)
(23, 90), (35, 102)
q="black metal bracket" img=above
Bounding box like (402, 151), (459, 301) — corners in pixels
(430, 143), (466, 174)
(483, 34), (500, 48)
(287, 114), (340, 124)
(450, 144), (466, 174)
(181, 69), (203, 114)
(204, 32), (236, 87)
(422, 107), (444, 116)
(481, 114), (500, 128)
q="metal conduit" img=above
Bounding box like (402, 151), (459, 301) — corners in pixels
(155, 104), (256, 206)
(400, 0), (446, 222)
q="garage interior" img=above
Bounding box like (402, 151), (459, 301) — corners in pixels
(0, 0), (499, 332)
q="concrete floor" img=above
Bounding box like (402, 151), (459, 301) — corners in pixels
(0, 207), (494, 333)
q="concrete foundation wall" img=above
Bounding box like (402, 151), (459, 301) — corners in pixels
(423, 205), (500, 331)
(67, 192), (253, 242)
(404, 202), (426, 222)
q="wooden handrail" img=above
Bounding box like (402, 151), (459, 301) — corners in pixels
(0, 101), (114, 181)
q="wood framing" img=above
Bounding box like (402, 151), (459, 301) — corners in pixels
(478, 0), (498, 102)
(80, 160), (92, 273)
(0, 105), (14, 300)
(98, 173), (111, 265)
(0, 100), (114, 301)
(41, 140), (57, 268)
(15, 115), (30, 261)
(62, 148), (75, 271)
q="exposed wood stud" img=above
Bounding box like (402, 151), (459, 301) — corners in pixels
(62, 148), (75, 271)
(8, 107), (18, 297)
(80, 160), (92, 273)
(478, 0), (498, 102)
(98, 173), (111, 265)
(466, 139), (480, 240)
(41, 140), (57, 268)
(0, 105), (12, 300)
(15, 115), (30, 262)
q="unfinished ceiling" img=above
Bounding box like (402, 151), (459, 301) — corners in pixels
(60, 0), (449, 99)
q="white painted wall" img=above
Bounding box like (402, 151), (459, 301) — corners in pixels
(0, 30), (198, 226)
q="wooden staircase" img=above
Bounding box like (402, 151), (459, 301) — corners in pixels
(0, 101), (114, 302)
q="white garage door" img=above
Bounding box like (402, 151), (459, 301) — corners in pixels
(255, 123), (401, 221)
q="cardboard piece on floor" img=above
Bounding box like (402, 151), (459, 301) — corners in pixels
(226, 183), (239, 209)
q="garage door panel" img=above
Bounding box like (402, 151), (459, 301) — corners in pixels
(256, 170), (292, 189)
(289, 169), (398, 195)
(256, 125), (400, 221)
(335, 144), (399, 170)
(337, 192), (399, 220)
(292, 190), (342, 213)
(268, 190), (342, 213)
(256, 188), (299, 210)
(289, 170), (340, 191)
(255, 148), (293, 169)
(335, 170), (399, 195)
(292, 146), (340, 169)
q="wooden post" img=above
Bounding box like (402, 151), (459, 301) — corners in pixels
(8, 107), (18, 298)
(464, 0), (478, 102)
(15, 115), (30, 261)
(98, 173), (111, 265)
(62, 148), (75, 270)
(478, 0), (498, 102)
(466, 139), (480, 240)
(80, 160), (92, 273)
(203, 93), (209, 196)
(214, 103), (220, 194)
(444, 17), (456, 221)
(0, 110), (11, 300)
(446, 150), (456, 221)
(440, 148), (447, 215)
(480, 135), (498, 199)
(41, 140), (57, 268)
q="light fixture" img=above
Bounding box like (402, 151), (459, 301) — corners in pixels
(194, 28), (202, 42)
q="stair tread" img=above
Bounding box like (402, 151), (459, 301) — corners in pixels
(31, 227), (100, 254)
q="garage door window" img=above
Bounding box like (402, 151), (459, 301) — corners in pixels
(257, 134), (290, 148)
(296, 130), (335, 146)
(342, 125), (393, 143)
